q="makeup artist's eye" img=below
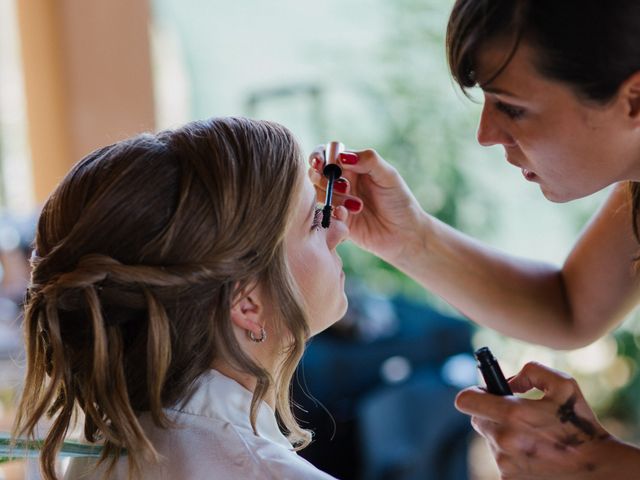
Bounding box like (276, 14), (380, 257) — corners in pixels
(311, 207), (323, 231)
(495, 101), (526, 120)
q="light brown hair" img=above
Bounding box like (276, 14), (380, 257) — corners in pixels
(12, 117), (312, 479)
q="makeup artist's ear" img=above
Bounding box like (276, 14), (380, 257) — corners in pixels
(230, 285), (265, 339)
(621, 71), (640, 123)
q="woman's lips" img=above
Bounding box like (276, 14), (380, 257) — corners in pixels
(505, 152), (538, 181)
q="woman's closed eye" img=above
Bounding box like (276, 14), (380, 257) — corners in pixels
(311, 207), (323, 231)
(495, 101), (526, 120)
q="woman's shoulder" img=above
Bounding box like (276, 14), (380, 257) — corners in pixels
(65, 370), (337, 479)
(152, 409), (337, 478)
(65, 418), (336, 480)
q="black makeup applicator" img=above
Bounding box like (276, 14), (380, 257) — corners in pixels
(322, 141), (344, 228)
(474, 346), (513, 396)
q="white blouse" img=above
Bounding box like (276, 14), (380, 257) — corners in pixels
(65, 369), (336, 479)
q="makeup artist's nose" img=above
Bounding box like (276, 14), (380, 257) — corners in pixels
(477, 103), (515, 147)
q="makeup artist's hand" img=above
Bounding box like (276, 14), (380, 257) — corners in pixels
(456, 361), (640, 479)
(308, 146), (426, 264)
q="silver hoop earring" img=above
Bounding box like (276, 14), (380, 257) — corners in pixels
(247, 327), (266, 343)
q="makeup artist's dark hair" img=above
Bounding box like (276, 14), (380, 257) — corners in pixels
(12, 117), (312, 479)
(446, 0), (640, 240)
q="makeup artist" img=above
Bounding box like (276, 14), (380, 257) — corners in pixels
(310, 0), (640, 477)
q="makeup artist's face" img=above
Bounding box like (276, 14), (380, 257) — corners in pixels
(474, 40), (639, 202)
(285, 176), (349, 335)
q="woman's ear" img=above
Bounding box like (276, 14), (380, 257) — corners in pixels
(621, 71), (640, 121)
(230, 285), (265, 339)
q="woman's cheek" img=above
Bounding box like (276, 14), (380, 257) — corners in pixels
(289, 247), (320, 292)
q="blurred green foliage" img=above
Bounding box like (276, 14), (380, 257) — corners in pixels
(608, 322), (640, 441)
(336, 0), (498, 303)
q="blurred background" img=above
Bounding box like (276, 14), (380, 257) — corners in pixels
(0, 0), (638, 479)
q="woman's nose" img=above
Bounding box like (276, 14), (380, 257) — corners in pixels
(477, 103), (515, 147)
(328, 209), (349, 248)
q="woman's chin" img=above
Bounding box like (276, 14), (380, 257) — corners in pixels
(339, 295), (349, 318)
(310, 297), (348, 337)
(540, 182), (600, 203)
(540, 185), (574, 203)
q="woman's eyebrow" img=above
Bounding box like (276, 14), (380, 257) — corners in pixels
(482, 85), (522, 100)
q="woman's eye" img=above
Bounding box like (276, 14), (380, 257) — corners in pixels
(495, 101), (526, 120)
(311, 207), (323, 231)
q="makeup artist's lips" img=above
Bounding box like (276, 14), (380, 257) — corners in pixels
(505, 153), (537, 181)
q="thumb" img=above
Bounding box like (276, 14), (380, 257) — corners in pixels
(340, 149), (401, 188)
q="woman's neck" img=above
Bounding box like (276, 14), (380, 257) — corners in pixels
(211, 358), (277, 409)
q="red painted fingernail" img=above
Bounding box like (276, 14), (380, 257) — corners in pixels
(344, 199), (361, 211)
(340, 152), (358, 164)
(311, 157), (322, 170)
(334, 179), (348, 194)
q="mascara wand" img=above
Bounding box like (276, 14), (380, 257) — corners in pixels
(321, 141), (345, 228)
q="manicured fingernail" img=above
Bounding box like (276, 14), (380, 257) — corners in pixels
(334, 179), (348, 194)
(344, 199), (361, 212)
(311, 157), (322, 170)
(340, 152), (358, 164)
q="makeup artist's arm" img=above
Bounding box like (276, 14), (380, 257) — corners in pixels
(310, 149), (640, 349)
(455, 361), (640, 479)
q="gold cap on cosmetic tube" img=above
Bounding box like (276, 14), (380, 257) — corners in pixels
(323, 141), (344, 179)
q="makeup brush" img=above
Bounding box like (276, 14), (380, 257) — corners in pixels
(322, 141), (344, 228)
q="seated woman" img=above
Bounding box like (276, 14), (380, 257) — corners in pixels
(13, 117), (348, 479)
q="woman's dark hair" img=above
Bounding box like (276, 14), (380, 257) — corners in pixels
(12, 117), (312, 479)
(446, 0), (640, 240)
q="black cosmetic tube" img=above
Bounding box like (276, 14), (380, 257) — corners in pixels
(474, 347), (513, 396)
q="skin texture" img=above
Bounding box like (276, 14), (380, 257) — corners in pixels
(307, 39), (640, 479)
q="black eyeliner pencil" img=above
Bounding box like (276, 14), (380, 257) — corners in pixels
(474, 346), (513, 396)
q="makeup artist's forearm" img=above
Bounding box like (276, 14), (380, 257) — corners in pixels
(392, 213), (579, 348)
(381, 183), (639, 348)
